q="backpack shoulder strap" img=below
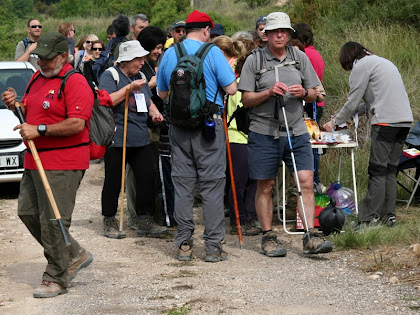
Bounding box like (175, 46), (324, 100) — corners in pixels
(107, 67), (120, 85)
(57, 69), (80, 99)
(253, 48), (267, 89)
(195, 43), (214, 60)
(25, 70), (42, 95)
(174, 42), (187, 60)
(286, 45), (301, 71)
(23, 38), (29, 49)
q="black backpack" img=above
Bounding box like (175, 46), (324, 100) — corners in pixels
(168, 42), (219, 129)
(96, 37), (127, 80)
(25, 69), (115, 160)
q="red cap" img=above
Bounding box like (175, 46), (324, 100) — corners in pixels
(186, 10), (214, 29)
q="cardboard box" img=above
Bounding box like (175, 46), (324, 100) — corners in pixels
(296, 206), (324, 230)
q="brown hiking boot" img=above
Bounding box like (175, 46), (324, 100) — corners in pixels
(68, 250), (94, 281)
(260, 231), (287, 257)
(177, 240), (193, 261)
(303, 228), (333, 254)
(33, 281), (68, 298)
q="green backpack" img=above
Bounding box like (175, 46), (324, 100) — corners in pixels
(168, 42), (218, 129)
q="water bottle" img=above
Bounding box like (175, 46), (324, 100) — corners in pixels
(203, 117), (216, 141)
(327, 182), (356, 215)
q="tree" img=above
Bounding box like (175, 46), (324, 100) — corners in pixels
(234, 0), (272, 8)
(0, 0), (18, 60)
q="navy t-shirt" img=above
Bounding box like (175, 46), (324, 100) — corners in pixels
(99, 66), (152, 147)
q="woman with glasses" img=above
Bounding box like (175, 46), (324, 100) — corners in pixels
(83, 40), (105, 87)
(91, 40), (105, 61)
(74, 34), (99, 73)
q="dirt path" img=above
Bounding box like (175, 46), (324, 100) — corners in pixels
(0, 163), (419, 314)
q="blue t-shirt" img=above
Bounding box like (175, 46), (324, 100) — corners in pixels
(99, 66), (152, 147)
(157, 39), (236, 110)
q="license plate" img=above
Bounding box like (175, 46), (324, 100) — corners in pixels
(0, 155), (19, 168)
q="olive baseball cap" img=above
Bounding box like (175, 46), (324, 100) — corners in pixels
(32, 32), (69, 59)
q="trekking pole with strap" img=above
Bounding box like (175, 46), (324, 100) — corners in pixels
(276, 94), (310, 232)
(222, 94), (243, 248)
(274, 65), (310, 231)
(15, 101), (71, 247)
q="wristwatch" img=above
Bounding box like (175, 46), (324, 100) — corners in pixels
(37, 124), (47, 136)
(303, 89), (308, 98)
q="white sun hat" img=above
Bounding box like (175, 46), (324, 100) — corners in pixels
(116, 40), (149, 63)
(263, 12), (295, 32)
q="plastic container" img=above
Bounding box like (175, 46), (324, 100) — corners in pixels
(327, 182), (356, 215)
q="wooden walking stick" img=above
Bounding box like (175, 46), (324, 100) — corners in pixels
(119, 86), (131, 233)
(222, 100), (243, 249)
(14, 102), (71, 247)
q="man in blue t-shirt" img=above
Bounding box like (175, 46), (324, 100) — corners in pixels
(157, 10), (237, 263)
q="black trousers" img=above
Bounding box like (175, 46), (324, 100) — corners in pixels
(101, 145), (155, 217)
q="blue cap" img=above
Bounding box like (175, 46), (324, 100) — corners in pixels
(210, 23), (224, 36)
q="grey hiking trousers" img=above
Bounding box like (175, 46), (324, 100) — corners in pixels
(170, 118), (226, 255)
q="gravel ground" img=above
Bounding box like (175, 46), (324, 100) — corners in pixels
(0, 162), (419, 314)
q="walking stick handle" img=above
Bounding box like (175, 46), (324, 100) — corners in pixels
(14, 103), (71, 247)
(276, 94), (286, 108)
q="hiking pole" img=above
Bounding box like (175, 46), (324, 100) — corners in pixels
(222, 101), (243, 249)
(119, 86), (131, 234)
(276, 94), (310, 232)
(14, 102), (71, 247)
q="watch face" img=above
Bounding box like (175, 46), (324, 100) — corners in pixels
(38, 124), (47, 135)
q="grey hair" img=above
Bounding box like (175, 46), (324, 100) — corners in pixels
(83, 34), (99, 50)
(131, 14), (149, 27)
(231, 31), (253, 42)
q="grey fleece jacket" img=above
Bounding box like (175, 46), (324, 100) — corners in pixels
(334, 54), (412, 126)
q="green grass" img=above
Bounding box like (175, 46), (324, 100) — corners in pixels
(330, 212), (420, 251)
(165, 304), (191, 315)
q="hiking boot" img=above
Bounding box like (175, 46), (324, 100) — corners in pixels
(353, 217), (380, 231)
(260, 231), (287, 257)
(136, 215), (169, 238)
(303, 228), (333, 254)
(204, 250), (228, 263)
(230, 223), (260, 236)
(384, 215), (397, 227)
(177, 240), (193, 261)
(33, 281), (68, 298)
(68, 250), (94, 281)
(103, 216), (126, 239)
(127, 216), (140, 231)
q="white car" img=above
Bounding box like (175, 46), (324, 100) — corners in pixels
(0, 61), (36, 183)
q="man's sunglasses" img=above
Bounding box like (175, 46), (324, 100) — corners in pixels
(175, 29), (185, 34)
(30, 25), (42, 29)
(92, 47), (104, 51)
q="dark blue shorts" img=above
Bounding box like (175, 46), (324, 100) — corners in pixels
(248, 132), (314, 180)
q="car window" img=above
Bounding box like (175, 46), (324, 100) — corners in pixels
(0, 69), (34, 109)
